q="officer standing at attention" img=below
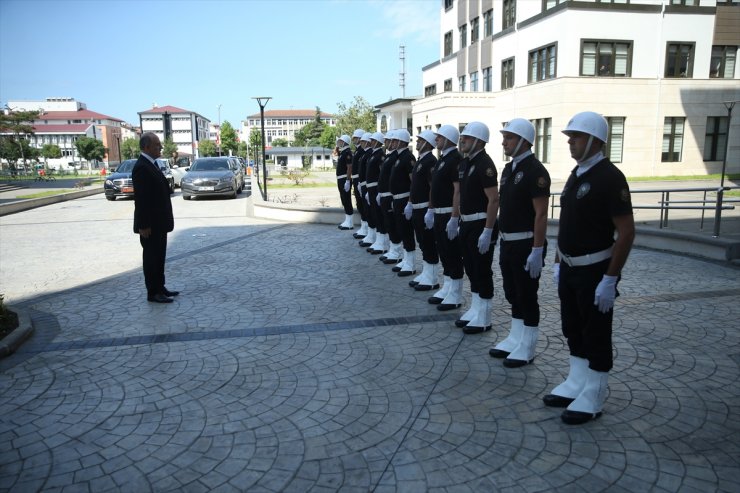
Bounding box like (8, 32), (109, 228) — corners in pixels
(427, 125), (465, 311)
(489, 118), (550, 368)
(351, 129), (368, 239)
(355, 132), (374, 243)
(336, 134), (354, 230)
(390, 129), (417, 277)
(450, 122), (499, 334)
(369, 131), (397, 255)
(543, 111), (634, 425)
(361, 132), (384, 249)
(406, 130), (440, 291)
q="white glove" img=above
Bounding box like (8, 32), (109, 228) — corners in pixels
(524, 246), (544, 279)
(365, 192), (370, 204)
(343, 180), (350, 192)
(424, 209), (434, 230)
(477, 227), (493, 254)
(553, 262), (560, 285)
(594, 275), (618, 313)
(446, 217), (459, 240)
(404, 202), (413, 220)
(376, 194), (381, 206)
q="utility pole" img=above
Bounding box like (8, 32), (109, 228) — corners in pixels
(217, 104), (222, 156)
(399, 44), (406, 98)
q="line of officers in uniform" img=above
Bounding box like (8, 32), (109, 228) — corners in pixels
(333, 111), (635, 425)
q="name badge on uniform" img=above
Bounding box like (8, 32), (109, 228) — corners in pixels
(468, 165), (476, 177)
(395, 159), (400, 167)
(576, 182), (591, 199)
(514, 171), (524, 184)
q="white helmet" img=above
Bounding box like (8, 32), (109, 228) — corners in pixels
(418, 130), (436, 147)
(562, 111), (608, 143)
(337, 134), (351, 146)
(371, 131), (385, 143)
(500, 118), (535, 145)
(384, 130), (396, 141)
(395, 129), (411, 143)
(360, 132), (373, 143)
(461, 121), (489, 143)
(434, 125), (459, 145)
(352, 129), (365, 139)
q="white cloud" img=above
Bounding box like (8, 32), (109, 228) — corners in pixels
(371, 0), (440, 45)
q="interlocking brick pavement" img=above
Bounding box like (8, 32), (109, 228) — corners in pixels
(0, 193), (738, 492)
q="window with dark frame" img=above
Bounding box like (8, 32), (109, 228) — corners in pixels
(543, 0), (566, 10)
(710, 46), (737, 78)
(606, 117), (625, 163)
(581, 40), (632, 77)
(470, 71), (479, 91)
(662, 117), (685, 162)
(703, 116), (728, 162)
(424, 84), (437, 97)
(471, 17), (480, 43)
(503, 0), (516, 30)
(670, 0), (698, 5)
(501, 57), (515, 89)
(483, 9), (493, 37)
(444, 78), (453, 92)
(444, 31), (453, 57)
(460, 24), (467, 49)
(528, 43), (557, 83)
(444, 0), (454, 10)
(665, 43), (694, 78)
(459, 75), (466, 92)
(531, 118), (552, 163)
(483, 67), (492, 91)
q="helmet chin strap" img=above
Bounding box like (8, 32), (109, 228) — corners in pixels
(579, 135), (594, 162)
(512, 137), (524, 157)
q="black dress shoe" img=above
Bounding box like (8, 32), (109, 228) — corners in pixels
(397, 270), (415, 277)
(561, 409), (601, 425)
(488, 348), (510, 359)
(414, 283), (439, 292)
(454, 318), (470, 328)
(163, 288), (179, 297)
(542, 394), (575, 408)
(359, 241), (372, 247)
(382, 258), (402, 265)
(463, 324), (491, 334)
(408, 280), (419, 287)
(437, 303), (461, 311)
(148, 293), (173, 303)
(392, 265), (402, 272)
(503, 357), (534, 368)
(353, 233), (366, 239)
(428, 296), (443, 304)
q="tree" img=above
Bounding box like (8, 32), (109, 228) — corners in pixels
(0, 110), (40, 170)
(272, 138), (289, 148)
(319, 125), (339, 151)
(121, 137), (140, 159)
(162, 138), (178, 162)
(75, 136), (107, 168)
(220, 121), (238, 156)
(198, 139), (217, 157)
(293, 107), (327, 147)
(237, 141), (249, 159)
(41, 144), (62, 164)
(335, 96), (376, 141)
(0, 138), (22, 168)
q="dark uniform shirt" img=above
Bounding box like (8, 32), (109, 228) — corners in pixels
(558, 158), (633, 256)
(459, 150), (497, 215)
(357, 147), (370, 184)
(410, 151), (436, 203)
(431, 148), (462, 208)
(336, 147), (352, 177)
(390, 147), (415, 195)
(365, 148), (383, 184)
(499, 153), (551, 233)
(353, 147), (366, 179)
(378, 150), (397, 194)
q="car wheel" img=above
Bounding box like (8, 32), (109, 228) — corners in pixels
(183, 195), (191, 200)
(231, 182), (238, 199)
(169, 181), (175, 194)
(237, 182), (243, 195)
(106, 196), (115, 201)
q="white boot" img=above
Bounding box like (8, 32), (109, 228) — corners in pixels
(361, 228), (376, 247)
(398, 250), (416, 276)
(412, 261), (432, 287)
(382, 242), (403, 263)
(439, 278), (464, 311)
(455, 292), (479, 327)
(428, 276), (451, 304)
(369, 233), (386, 254)
(339, 214), (353, 230)
(354, 220), (368, 238)
(489, 318), (524, 359)
(562, 369), (608, 424)
(542, 356), (590, 407)
(503, 325), (539, 367)
(463, 296), (492, 334)
(415, 262), (440, 291)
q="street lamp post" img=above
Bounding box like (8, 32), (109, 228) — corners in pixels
(713, 100), (736, 238)
(217, 104), (222, 156)
(252, 97), (271, 200)
(115, 130), (122, 168)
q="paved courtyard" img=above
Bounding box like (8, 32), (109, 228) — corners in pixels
(0, 192), (739, 492)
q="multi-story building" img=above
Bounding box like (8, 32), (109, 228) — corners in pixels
(416, 0), (740, 179)
(138, 105), (210, 159)
(241, 110), (337, 147)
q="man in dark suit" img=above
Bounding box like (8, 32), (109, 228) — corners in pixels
(132, 132), (177, 303)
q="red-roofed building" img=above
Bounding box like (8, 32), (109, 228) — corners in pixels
(138, 105), (210, 159)
(240, 109), (337, 146)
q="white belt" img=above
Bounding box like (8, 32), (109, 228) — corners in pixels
(412, 202), (429, 209)
(336, 174), (347, 179)
(351, 174), (359, 178)
(435, 207), (453, 214)
(461, 212), (487, 222)
(379, 192), (392, 198)
(366, 181), (378, 187)
(393, 192), (410, 199)
(360, 181), (367, 186)
(500, 231), (533, 241)
(558, 246), (614, 267)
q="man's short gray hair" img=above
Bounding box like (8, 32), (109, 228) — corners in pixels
(140, 132), (157, 150)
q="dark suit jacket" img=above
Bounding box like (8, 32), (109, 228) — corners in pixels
(132, 155), (174, 234)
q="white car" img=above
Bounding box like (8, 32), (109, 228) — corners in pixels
(170, 164), (189, 188)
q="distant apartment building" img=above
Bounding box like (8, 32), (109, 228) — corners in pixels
(138, 105), (211, 159)
(241, 110), (337, 147)
(414, 0), (740, 179)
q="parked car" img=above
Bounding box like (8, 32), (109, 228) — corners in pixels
(180, 157), (245, 200)
(170, 163), (190, 188)
(104, 159), (137, 201)
(156, 159), (176, 194)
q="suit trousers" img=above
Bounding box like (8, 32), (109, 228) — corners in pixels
(381, 196), (398, 243)
(140, 232), (168, 296)
(353, 180), (366, 221)
(367, 188), (381, 231)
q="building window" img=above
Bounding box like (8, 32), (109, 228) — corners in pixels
(662, 117), (685, 162)
(665, 43), (694, 78)
(544, 0), (566, 9)
(444, 78), (453, 92)
(531, 118), (552, 163)
(444, 31), (453, 57)
(671, 0), (698, 5)
(710, 46), (737, 78)
(483, 9), (493, 37)
(470, 71), (479, 91)
(482, 67), (492, 92)
(704, 116), (728, 161)
(581, 40), (632, 77)
(425, 84), (437, 97)
(606, 117), (625, 163)
(528, 43), (557, 83)
(459, 75), (466, 92)
(503, 0), (516, 30)
(445, 0), (454, 10)
(471, 17), (480, 43)
(501, 57), (515, 89)
(460, 24), (467, 49)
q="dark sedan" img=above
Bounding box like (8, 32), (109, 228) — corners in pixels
(181, 157), (244, 200)
(104, 159), (137, 201)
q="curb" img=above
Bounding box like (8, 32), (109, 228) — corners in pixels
(0, 187), (104, 217)
(0, 307), (34, 358)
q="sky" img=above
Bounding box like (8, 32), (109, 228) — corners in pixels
(0, 0), (440, 127)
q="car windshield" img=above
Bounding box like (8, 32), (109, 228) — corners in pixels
(190, 159), (230, 171)
(117, 160), (137, 173)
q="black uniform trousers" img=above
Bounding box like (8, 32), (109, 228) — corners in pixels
(367, 187), (380, 231)
(337, 178), (353, 215)
(558, 258), (615, 372)
(393, 198), (416, 251)
(460, 219), (497, 299)
(499, 238), (547, 327)
(412, 209), (438, 263)
(353, 179), (366, 221)
(381, 196), (399, 243)
(140, 231), (168, 297)
(433, 213), (464, 279)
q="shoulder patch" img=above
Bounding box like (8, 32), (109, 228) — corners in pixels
(485, 166), (495, 177)
(620, 189), (631, 202)
(537, 176), (549, 188)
